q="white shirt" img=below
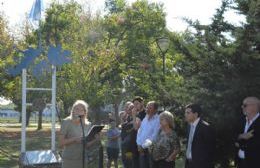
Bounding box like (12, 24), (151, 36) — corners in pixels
(238, 112), (259, 159)
(186, 117), (200, 159)
(136, 114), (160, 148)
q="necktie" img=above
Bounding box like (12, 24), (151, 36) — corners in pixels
(245, 118), (251, 132)
(186, 125), (195, 159)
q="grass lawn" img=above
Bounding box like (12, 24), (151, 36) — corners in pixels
(0, 123), (56, 168)
(0, 120), (184, 168)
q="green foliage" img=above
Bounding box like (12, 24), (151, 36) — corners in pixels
(1, 0), (260, 166)
(165, 0), (260, 167)
(103, 0), (166, 100)
(0, 15), (16, 98)
(105, 0), (126, 13)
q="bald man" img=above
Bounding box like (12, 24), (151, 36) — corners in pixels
(235, 97), (260, 168)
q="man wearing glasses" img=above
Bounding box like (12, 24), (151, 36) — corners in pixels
(235, 97), (260, 168)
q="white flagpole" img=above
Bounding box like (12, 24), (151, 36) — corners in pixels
(21, 69), (27, 153)
(51, 65), (56, 150)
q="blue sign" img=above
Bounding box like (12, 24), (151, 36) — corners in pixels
(7, 45), (72, 77)
(48, 45), (71, 66)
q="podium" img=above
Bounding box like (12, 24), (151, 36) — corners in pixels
(19, 150), (62, 168)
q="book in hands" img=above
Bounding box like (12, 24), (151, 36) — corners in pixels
(84, 125), (104, 142)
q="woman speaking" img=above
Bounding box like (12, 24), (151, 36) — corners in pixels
(59, 100), (99, 168)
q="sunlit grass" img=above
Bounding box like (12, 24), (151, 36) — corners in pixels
(0, 122), (185, 168)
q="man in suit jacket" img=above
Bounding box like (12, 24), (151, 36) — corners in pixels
(185, 104), (216, 168)
(235, 97), (260, 168)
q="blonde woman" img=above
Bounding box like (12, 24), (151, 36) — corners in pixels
(59, 100), (99, 168)
(151, 111), (180, 168)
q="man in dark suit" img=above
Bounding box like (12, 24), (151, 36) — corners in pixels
(184, 104), (216, 168)
(235, 97), (260, 168)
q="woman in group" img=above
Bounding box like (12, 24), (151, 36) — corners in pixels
(150, 111), (181, 168)
(59, 100), (99, 168)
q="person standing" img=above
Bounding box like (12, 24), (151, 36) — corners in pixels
(235, 97), (260, 168)
(106, 120), (120, 168)
(132, 96), (146, 130)
(131, 96), (146, 168)
(151, 111), (181, 168)
(121, 102), (136, 168)
(136, 101), (160, 168)
(184, 104), (216, 168)
(59, 100), (100, 168)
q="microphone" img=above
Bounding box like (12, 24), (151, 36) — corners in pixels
(77, 115), (84, 118)
(73, 114), (84, 119)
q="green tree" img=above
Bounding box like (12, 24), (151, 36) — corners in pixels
(0, 14), (16, 98)
(30, 1), (110, 122)
(101, 0), (169, 123)
(165, 0), (260, 166)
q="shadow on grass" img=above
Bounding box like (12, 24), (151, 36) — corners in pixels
(0, 123), (185, 168)
(0, 136), (54, 168)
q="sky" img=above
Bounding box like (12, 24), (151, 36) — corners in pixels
(0, 0), (245, 36)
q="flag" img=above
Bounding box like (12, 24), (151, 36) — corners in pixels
(28, 0), (44, 28)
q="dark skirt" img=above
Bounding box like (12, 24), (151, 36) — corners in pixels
(152, 159), (175, 168)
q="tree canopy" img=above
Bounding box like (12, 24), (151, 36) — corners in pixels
(1, 0), (259, 166)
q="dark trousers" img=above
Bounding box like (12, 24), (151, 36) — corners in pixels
(152, 160), (175, 168)
(133, 152), (140, 168)
(122, 155), (132, 168)
(121, 148), (139, 168)
(121, 147), (132, 168)
(139, 149), (151, 168)
(122, 152), (139, 168)
(237, 159), (247, 168)
(185, 159), (213, 168)
(185, 159), (194, 168)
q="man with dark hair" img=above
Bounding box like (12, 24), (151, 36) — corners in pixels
(132, 96), (144, 104)
(127, 96), (146, 168)
(132, 96), (146, 130)
(235, 97), (260, 168)
(185, 104), (216, 168)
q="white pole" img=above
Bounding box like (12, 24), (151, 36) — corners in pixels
(26, 88), (52, 91)
(21, 69), (27, 152)
(51, 65), (56, 150)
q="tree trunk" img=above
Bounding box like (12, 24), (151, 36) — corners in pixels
(32, 98), (46, 130)
(26, 110), (31, 127)
(37, 109), (43, 130)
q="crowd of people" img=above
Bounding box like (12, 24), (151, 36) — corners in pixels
(120, 97), (215, 168)
(58, 96), (260, 168)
